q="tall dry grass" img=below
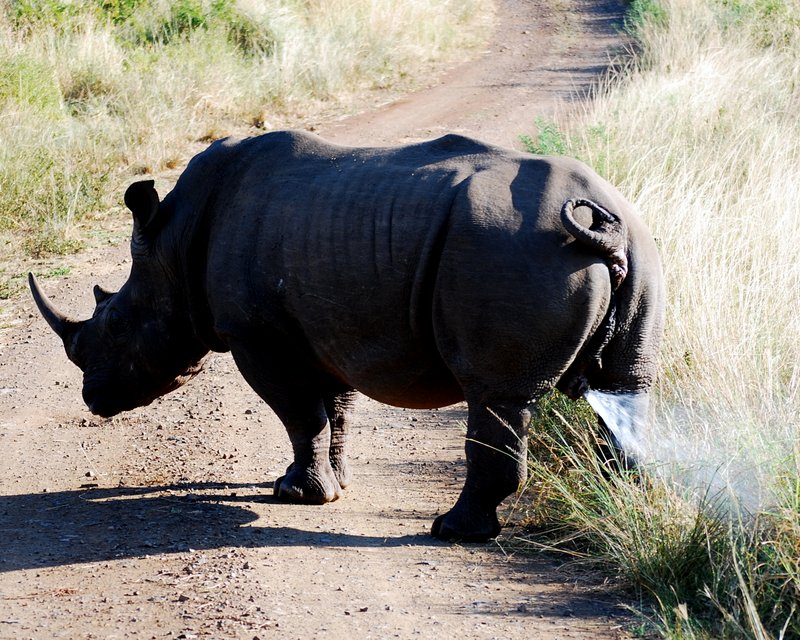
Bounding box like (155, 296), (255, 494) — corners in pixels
(519, 0), (800, 636)
(582, 0), (800, 504)
(521, 0), (800, 506)
(0, 0), (490, 286)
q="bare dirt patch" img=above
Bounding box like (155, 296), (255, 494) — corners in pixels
(1, 1), (634, 638)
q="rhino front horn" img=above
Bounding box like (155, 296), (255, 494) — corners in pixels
(28, 272), (81, 343)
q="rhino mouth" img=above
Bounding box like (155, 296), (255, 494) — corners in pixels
(83, 387), (140, 418)
(83, 357), (208, 418)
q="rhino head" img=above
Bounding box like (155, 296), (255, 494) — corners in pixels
(29, 180), (209, 418)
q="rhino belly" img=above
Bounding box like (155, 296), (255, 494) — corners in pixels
(311, 332), (464, 409)
(347, 364), (464, 409)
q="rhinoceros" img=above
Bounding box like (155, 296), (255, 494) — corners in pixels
(30, 130), (664, 541)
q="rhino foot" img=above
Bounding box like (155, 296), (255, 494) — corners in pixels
(330, 456), (352, 490)
(431, 508), (501, 543)
(274, 463), (342, 504)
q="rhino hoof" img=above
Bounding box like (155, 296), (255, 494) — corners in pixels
(274, 466), (342, 505)
(431, 509), (501, 543)
(331, 459), (353, 489)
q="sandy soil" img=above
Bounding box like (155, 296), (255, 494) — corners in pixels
(1, 1), (635, 638)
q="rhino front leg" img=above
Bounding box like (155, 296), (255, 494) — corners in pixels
(432, 399), (530, 542)
(323, 387), (357, 490)
(229, 344), (342, 504)
(273, 403), (343, 505)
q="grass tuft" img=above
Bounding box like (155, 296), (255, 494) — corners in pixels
(522, 401), (729, 610)
(520, 400), (799, 638)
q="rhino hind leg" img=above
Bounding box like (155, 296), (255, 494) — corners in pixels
(431, 399), (530, 542)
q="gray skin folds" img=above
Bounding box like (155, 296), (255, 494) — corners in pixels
(29, 130), (665, 542)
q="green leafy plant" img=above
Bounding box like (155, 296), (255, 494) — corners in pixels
(519, 117), (569, 156)
(625, 0), (669, 34)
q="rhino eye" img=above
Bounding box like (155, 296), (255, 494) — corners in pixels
(105, 308), (128, 339)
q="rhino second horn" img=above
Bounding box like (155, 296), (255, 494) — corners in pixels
(28, 272), (81, 342)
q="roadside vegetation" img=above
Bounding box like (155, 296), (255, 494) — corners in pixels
(0, 0), (489, 296)
(519, 0), (800, 637)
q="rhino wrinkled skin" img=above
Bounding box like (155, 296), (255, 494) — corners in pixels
(30, 130), (664, 541)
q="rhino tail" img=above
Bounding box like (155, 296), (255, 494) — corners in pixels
(561, 198), (628, 289)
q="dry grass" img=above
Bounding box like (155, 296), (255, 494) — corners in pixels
(528, 0), (800, 506)
(582, 0), (800, 505)
(0, 0), (491, 285)
(520, 0), (800, 636)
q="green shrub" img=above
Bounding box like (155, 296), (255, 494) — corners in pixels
(519, 117), (569, 156)
(11, 0), (82, 32)
(625, 0), (669, 34)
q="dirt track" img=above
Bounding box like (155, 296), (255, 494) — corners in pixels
(1, 1), (633, 638)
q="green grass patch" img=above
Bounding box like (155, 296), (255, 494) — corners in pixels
(519, 117), (614, 178)
(0, 53), (63, 116)
(715, 0), (800, 48)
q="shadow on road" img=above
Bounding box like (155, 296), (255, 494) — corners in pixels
(0, 482), (443, 573)
(0, 484), (633, 627)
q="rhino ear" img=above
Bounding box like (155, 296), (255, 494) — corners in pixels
(124, 180), (160, 234)
(93, 284), (114, 305)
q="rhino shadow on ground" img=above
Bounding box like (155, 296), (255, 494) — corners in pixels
(0, 484), (631, 625)
(0, 483), (443, 573)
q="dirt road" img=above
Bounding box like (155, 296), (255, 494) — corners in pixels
(1, 1), (633, 638)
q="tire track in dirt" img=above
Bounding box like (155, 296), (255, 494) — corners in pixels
(1, 1), (632, 638)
